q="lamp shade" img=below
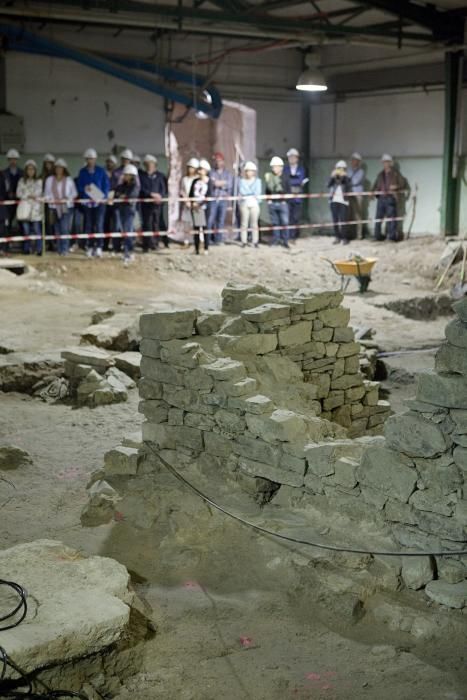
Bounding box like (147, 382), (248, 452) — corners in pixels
(296, 66), (327, 92)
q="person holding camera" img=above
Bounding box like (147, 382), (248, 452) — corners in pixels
(328, 160), (351, 245)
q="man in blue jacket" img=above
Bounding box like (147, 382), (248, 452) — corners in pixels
(139, 154), (168, 252)
(77, 148), (110, 257)
(283, 148), (308, 241)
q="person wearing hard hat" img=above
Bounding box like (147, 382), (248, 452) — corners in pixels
(264, 156), (291, 248)
(76, 148), (110, 257)
(113, 163), (140, 266)
(103, 155), (118, 251)
(140, 154), (168, 252)
(347, 152), (366, 240)
(105, 155), (118, 180)
(327, 160), (351, 245)
(3, 148), (23, 242)
(372, 154), (405, 242)
(40, 154), (56, 250)
(44, 158), (78, 256)
(189, 159), (211, 255)
(16, 160), (43, 255)
(41, 154), (56, 181)
(0, 168), (7, 254)
(179, 157), (199, 241)
(238, 161), (261, 248)
(208, 151), (233, 245)
(283, 148), (308, 242)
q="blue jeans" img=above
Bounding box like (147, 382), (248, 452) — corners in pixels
(54, 211), (73, 255)
(268, 201), (289, 245)
(208, 199), (228, 243)
(21, 221), (42, 254)
(288, 200), (303, 239)
(375, 195), (398, 241)
(120, 210), (136, 256)
(83, 204), (105, 249)
(330, 201), (349, 241)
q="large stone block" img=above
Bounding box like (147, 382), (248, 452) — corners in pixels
(138, 377), (163, 400)
(333, 327), (355, 343)
(331, 373), (363, 390)
(221, 283), (268, 313)
(138, 399), (168, 423)
(159, 340), (210, 369)
(142, 422), (203, 452)
(204, 431), (233, 457)
(453, 445), (467, 471)
(184, 367), (214, 392)
(304, 440), (364, 478)
(203, 357), (246, 382)
(139, 338), (161, 359)
(278, 321), (312, 347)
(241, 303), (290, 323)
(140, 357), (187, 386)
(232, 435), (281, 465)
(415, 455), (463, 494)
(61, 346), (114, 370)
(81, 314), (140, 351)
(114, 351), (141, 379)
(409, 490), (455, 517)
(217, 333), (278, 355)
(445, 318), (467, 349)
(140, 309), (197, 341)
(104, 446), (139, 475)
(401, 557), (434, 591)
(435, 342), (467, 376)
(450, 409), (467, 434)
(337, 342), (361, 358)
(357, 446), (416, 502)
(238, 456), (304, 487)
(417, 371), (467, 409)
(246, 409), (306, 443)
(384, 411), (448, 458)
(219, 316), (258, 336)
(452, 296), (467, 323)
(425, 580), (467, 608)
(293, 289), (343, 313)
(214, 409), (246, 436)
(195, 312), (226, 336)
(317, 307), (350, 328)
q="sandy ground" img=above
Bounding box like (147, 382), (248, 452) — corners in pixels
(0, 235), (465, 700)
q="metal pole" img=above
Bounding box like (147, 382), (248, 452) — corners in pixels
(440, 50), (464, 237)
(41, 199), (46, 257)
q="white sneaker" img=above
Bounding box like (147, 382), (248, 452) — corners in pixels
(123, 257), (129, 267)
(86, 248), (93, 258)
(204, 250), (209, 256)
(129, 254), (135, 263)
(95, 247), (103, 258)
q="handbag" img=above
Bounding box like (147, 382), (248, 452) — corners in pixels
(16, 200), (33, 221)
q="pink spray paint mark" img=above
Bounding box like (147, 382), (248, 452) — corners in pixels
(239, 636), (253, 648)
(113, 511), (125, 522)
(183, 580), (202, 591)
(305, 673), (321, 681)
(56, 467), (82, 481)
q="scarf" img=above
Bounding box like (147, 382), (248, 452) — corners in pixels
(51, 177), (67, 218)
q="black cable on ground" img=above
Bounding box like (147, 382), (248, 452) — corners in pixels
(149, 446), (467, 558)
(0, 580), (27, 632)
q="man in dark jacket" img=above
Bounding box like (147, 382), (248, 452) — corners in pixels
(372, 154), (405, 242)
(283, 148), (308, 241)
(139, 154), (168, 251)
(4, 148), (23, 241)
(0, 170), (8, 254)
(264, 156), (292, 248)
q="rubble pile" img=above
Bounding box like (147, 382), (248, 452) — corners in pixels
(62, 347), (135, 407)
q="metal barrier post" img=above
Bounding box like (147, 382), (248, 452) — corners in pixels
(41, 199), (46, 257)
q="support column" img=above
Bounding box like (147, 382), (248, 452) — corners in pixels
(441, 50), (464, 237)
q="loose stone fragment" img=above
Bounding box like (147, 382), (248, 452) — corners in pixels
(425, 580), (467, 609)
(401, 557), (434, 591)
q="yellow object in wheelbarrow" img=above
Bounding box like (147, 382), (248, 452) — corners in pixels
(321, 256), (378, 293)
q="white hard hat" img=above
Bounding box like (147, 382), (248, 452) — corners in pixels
(335, 160), (347, 169)
(286, 148), (299, 157)
(55, 158), (68, 168)
(198, 158), (211, 171)
(120, 148), (133, 160)
(143, 154), (157, 164)
(270, 156), (284, 167)
(106, 154), (118, 165)
(84, 148), (97, 159)
(133, 154), (141, 164)
(24, 159), (37, 169)
(351, 152), (362, 161)
(6, 148), (19, 159)
(44, 153), (55, 163)
(382, 153), (393, 162)
(187, 157), (200, 169)
(243, 161), (257, 171)
(123, 164), (138, 176)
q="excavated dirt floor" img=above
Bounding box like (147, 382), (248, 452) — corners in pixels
(1, 235), (466, 699)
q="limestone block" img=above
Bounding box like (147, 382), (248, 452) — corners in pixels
(0, 540), (131, 672)
(453, 445), (467, 471)
(363, 388), (379, 406)
(318, 307), (350, 328)
(312, 328), (334, 343)
(114, 351), (141, 379)
(278, 321), (312, 347)
(184, 366), (214, 393)
(435, 342), (467, 376)
(312, 319), (323, 330)
(331, 374), (363, 390)
(385, 411), (448, 457)
(304, 440), (364, 478)
(138, 399), (168, 423)
(345, 385), (366, 402)
(360, 485), (388, 510)
(184, 412), (216, 430)
(218, 333), (278, 355)
(302, 342), (326, 360)
(232, 435), (281, 465)
(302, 358), (334, 373)
(140, 309), (197, 341)
(425, 580), (467, 608)
(325, 342), (339, 358)
(221, 283), (268, 313)
(81, 313), (140, 351)
(450, 409), (467, 434)
(384, 499), (417, 525)
(246, 409), (306, 443)
(214, 409), (246, 435)
(409, 489), (455, 517)
(220, 316), (258, 335)
(104, 446), (139, 475)
(238, 456), (304, 487)
(332, 404), (352, 428)
(453, 433), (467, 447)
(241, 303), (290, 323)
(261, 355), (303, 383)
(415, 455), (462, 494)
(445, 318), (467, 349)
(64, 361), (94, 379)
(242, 293), (281, 310)
(106, 366), (135, 391)
(293, 289), (343, 313)
(140, 358), (186, 386)
(367, 413), (386, 428)
(203, 357), (246, 382)
(437, 558), (467, 584)
(417, 371), (467, 409)
(334, 327), (355, 343)
(195, 311), (226, 336)
(121, 431), (142, 449)
(401, 557), (434, 590)
(337, 342), (361, 358)
(215, 377), (257, 398)
(81, 480), (120, 526)
(357, 446), (416, 502)
(348, 418), (369, 438)
(452, 296), (467, 323)
(243, 394), (274, 414)
(143, 422), (203, 452)
(160, 340), (210, 369)
(257, 317), (291, 332)
(323, 391), (345, 411)
(62, 346), (114, 370)
(139, 338), (161, 359)
(307, 372), (331, 399)
(307, 415), (346, 441)
(413, 509), (465, 542)
(329, 457), (359, 489)
(168, 408), (184, 426)
(332, 358), (345, 380)
(351, 403), (365, 416)
(0, 445), (32, 470)
(345, 355), (360, 374)
(138, 377), (163, 400)
(280, 453), (306, 475)
(204, 431), (233, 457)
(375, 399), (391, 413)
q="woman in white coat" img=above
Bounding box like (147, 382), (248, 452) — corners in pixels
(16, 160), (43, 255)
(44, 158), (78, 256)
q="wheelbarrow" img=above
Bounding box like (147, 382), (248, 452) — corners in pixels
(321, 256), (378, 293)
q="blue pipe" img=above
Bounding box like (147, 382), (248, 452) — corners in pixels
(0, 23), (222, 118)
